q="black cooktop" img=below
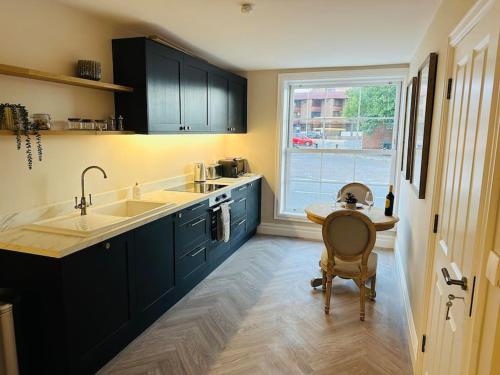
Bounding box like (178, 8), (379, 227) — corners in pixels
(166, 182), (227, 194)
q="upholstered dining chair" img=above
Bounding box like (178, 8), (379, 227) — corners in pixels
(320, 210), (377, 321)
(338, 182), (373, 205)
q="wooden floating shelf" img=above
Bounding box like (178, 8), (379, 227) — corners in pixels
(0, 130), (134, 136)
(0, 63), (134, 93)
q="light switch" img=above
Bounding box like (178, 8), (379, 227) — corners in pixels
(485, 251), (500, 287)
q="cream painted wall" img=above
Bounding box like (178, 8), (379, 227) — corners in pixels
(394, 0), (475, 346)
(476, 204), (500, 374)
(0, 0), (227, 216)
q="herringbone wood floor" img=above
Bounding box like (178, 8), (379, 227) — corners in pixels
(98, 235), (412, 375)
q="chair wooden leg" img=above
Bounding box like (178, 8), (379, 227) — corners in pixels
(322, 270), (327, 291)
(370, 275), (377, 300)
(359, 278), (366, 321)
(325, 274), (333, 314)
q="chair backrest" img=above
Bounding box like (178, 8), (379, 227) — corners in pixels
(338, 182), (373, 205)
(322, 210), (376, 268)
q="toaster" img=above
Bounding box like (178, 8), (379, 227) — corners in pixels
(218, 158), (247, 178)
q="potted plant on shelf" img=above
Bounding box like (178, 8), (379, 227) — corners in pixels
(345, 192), (358, 210)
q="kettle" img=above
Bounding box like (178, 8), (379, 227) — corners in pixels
(194, 162), (207, 182)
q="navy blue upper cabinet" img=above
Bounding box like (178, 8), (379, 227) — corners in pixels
(146, 43), (184, 132)
(228, 80), (247, 133)
(209, 72), (229, 133)
(112, 37), (247, 134)
(183, 56), (209, 132)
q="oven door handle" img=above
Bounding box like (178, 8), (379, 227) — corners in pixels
(210, 200), (234, 212)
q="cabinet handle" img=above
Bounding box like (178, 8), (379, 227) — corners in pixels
(190, 246), (206, 257)
(103, 242), (111, 250)
(179, 126), (185, 131)
(238, 186), (247, 191)
(190, 217), (206, 227)
(188, 202), (206, 211)
(238, 198), (247, 203)
(237, 219), (246, 226)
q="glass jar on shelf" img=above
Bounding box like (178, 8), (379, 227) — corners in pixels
(67, 118), (82, 130)
(95, 119), (108, 131)
(81, 119), (95, 130)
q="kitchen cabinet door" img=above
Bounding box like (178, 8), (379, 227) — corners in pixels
(209, 72), (229, 133)
(146, 42), (184, 133)
(228, 79), (247, 133)
(134, 215), (175, 314)
(61, 233), (133, 365)
(183, 57), (209, 132)
(246, 179), (261, 232)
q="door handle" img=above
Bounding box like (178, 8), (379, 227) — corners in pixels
(441, 268), (468, 290)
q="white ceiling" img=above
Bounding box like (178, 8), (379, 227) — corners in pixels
(59, 0), (441, 71)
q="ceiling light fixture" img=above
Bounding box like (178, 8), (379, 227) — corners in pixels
(241, 3), (254, 14)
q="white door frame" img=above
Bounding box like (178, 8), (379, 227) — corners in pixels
(415, 0), (500, 373)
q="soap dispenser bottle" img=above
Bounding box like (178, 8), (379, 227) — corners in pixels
(133, 182), (141, 200)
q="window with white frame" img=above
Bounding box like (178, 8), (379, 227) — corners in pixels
(277, 73), (403, 219)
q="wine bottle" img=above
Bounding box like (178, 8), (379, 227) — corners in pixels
(384, 185), (394, 216)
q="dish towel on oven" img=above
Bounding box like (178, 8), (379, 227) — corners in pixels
(218, 202), (231, 243)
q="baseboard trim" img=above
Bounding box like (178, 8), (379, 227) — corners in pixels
(257, 221), (395, 249)
(394, 244), (419, 371)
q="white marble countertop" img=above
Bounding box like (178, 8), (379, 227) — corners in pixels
(0, 175), (262, 258)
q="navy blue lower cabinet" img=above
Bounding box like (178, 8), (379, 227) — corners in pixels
(246, 179), (262, 233)
(133, 215), (177, 325)
(0, 178), (262, 375)
(174, 203), (211, 296)
(62, 232), (135, 374)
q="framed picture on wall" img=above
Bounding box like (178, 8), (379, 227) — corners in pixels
(401, 77), (418, 180)
(411, 52), (438, 199)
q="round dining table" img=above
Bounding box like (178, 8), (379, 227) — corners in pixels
(305, 202), (399, 231)
(305, 202), (399, 294)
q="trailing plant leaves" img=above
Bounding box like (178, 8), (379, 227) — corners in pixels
(35, 129), (43, 161)
(15, 129), (21, 150)
(24, 129), (33, 170)
(1, 103), (43, 169)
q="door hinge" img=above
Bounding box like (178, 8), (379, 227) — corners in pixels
(447, 78), (453, 99)
(422, 334), (427, 352)
(469, 276), (477, 317)
(433, 214), (439, 233)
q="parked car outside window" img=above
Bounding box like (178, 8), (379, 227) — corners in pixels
(292, 136), (318, 148)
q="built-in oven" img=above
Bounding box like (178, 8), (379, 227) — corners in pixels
(208, 191), (233, 242)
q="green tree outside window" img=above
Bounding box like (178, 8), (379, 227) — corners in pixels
(342, 85), (397, 135)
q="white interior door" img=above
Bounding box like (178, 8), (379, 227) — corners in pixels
(423, 3), (499, 374)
